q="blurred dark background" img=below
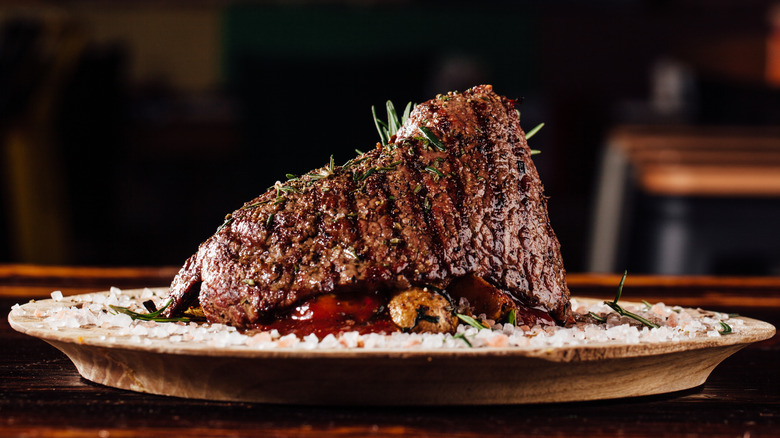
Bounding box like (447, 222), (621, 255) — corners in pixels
(2, 0), (780, 275)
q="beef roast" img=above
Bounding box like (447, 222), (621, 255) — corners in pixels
(163, 85), (573, 328)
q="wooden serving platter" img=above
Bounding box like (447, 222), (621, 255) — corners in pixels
(8, 289), (775, 405)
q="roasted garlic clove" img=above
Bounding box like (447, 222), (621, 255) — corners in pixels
(388, 288), (457, 333)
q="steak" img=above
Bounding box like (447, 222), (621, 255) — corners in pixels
(163, 85), (573, 330)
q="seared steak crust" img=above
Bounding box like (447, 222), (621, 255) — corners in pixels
(163, 85), (572, 326)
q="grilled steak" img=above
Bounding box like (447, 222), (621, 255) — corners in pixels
(163, 85), (572, 331)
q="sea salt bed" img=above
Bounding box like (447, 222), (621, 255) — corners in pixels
(10, 288), (743, 350)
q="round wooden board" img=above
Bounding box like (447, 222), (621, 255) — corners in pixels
(8, 289), (776, 405)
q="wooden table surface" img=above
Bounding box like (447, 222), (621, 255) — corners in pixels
(2, 265), (778, 437)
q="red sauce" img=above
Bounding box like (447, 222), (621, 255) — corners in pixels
(246, 286), (557, 338)
(249, 291), (399, 338)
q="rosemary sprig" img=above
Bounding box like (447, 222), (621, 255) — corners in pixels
(457, 314), (488, 330)
(109, 299), (190, 323)
(418, 126), (446, 151)
(372, 100), (414, 146)
(719, 321), (733, 335)
(603, 271), (660, 329)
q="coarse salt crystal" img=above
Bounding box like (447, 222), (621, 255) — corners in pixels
(20, 289), (745, 350)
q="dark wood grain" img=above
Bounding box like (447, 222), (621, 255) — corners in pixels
(1, 265), (778, 437)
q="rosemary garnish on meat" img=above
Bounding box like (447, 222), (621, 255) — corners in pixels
(376, 161), (402, 172)
(355, 167), (376, 182)
(418, 126), (446, 151)
(526, 122), (544, 155)
(603, 271), (660, 329)
(110, 299), (190, 323)
(216, 214), (234, 232)
(372, 101), (414, 146)
(424, 166), (445, 180)
(525, 122), (544, 139)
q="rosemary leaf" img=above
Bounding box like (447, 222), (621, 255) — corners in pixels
(525, 122), (544, 140)
(453, 332), (473, 347)
(356, 167), (376, 181)
(614, 270), (628, 303)
(216, 216), (234, 232)
(386, 100), (400, 135)
(402, 102), (413, 124)
(603, 271), (660, 329)
(418, 126), (446, 151)
(457, 314), (487, 330)
(377, 161), (402, 172)
(425, 166), (445, 179)
(109, 299), (190, 323)
(589, 312), (607, 323)
(719, 321), (733, 335)
(372, 105), (389, 145)
(507, 309), (517, 326)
